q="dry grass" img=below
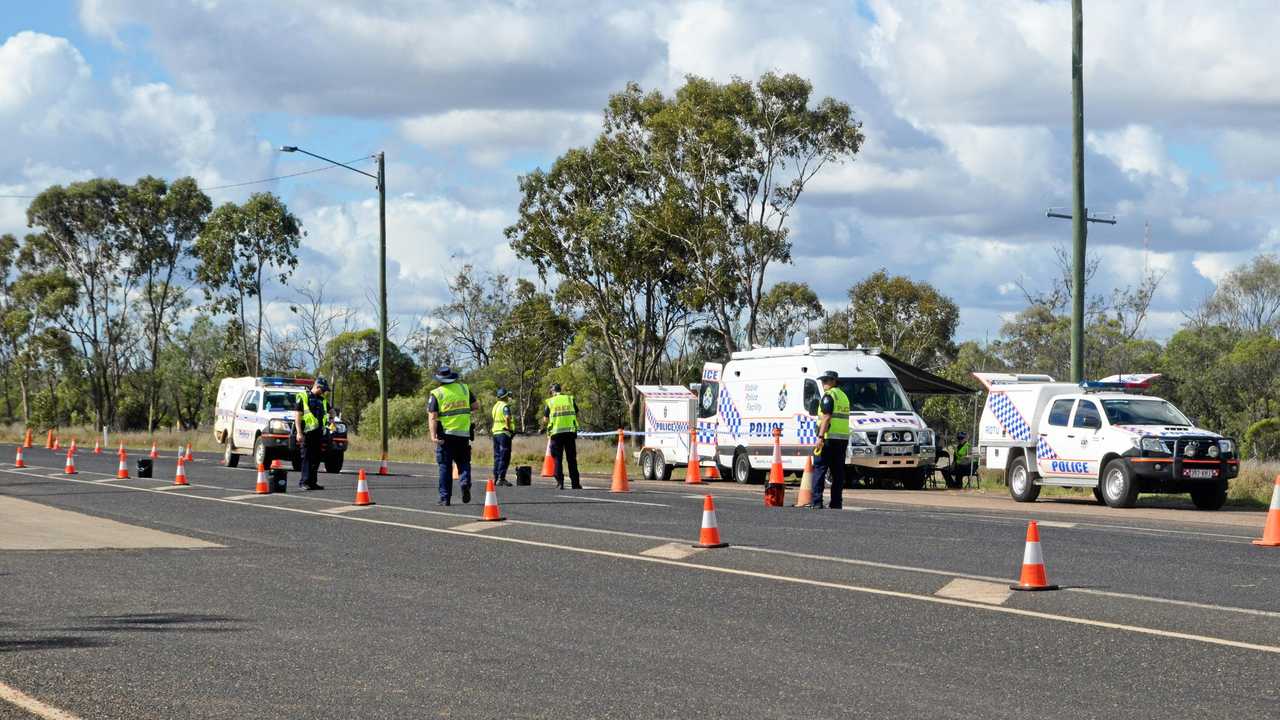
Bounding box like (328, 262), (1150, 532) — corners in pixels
(0, 424), (620, 473)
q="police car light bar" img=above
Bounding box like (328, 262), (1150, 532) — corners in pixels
(1082, 373), (1161, 391)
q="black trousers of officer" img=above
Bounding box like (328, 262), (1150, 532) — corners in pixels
(811, 439), (848, 508)
(299, 430), (323, 487)
(549, 431), (581, 489)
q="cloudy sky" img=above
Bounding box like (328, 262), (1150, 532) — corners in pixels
(2, 1), (1275, 343)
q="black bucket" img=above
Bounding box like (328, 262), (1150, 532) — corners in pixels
(270, 468), (288, 493)
(136, 458), (153, 478)
(515, 466), (532, 486)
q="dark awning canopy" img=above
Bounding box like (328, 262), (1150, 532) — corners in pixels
(879, 352), (977, 396)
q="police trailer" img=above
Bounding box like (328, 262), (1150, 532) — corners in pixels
(635, 343), (971, 488)
(636, 385), (698, 481)
(975, 373), (1238, 510)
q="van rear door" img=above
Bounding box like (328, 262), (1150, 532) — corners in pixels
(697, 363), (723, 461)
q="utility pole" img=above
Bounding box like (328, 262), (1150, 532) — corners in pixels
(1069, 0), (1086, 384)
(377, 152), (389, 467)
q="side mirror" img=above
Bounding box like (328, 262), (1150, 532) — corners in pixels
(1082, 416), (1101, 430)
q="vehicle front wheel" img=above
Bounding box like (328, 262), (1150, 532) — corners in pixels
(1189, 480), (1227, 511)
(253, 436), (268, 468)
(1101, 459), (1139, 508)
(901, 471), (927, 491)
(1007, 455), (1040, 503)
(223, 441), (239, 468)
(324, 454), (344, 474)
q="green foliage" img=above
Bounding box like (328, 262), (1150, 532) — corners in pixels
(756, 282), (823, 347)
(325, 329), (418, 431)
(1243, 419), (1280, 461)
(821, 270), (959, 369)
(359, 395), (429, 440)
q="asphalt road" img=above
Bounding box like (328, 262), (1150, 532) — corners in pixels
(1, 443), (1278, 719)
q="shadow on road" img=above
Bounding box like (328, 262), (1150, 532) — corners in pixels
(0, 636), (113, 653)
(68, 612), (245, 634)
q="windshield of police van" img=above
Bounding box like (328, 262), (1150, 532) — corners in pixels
(262, 391), (301, 412)
(1101, 399), (1191, 426)
(839, 378), (912, 412)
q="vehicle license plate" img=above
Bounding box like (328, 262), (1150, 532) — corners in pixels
(882, 445), (912, 456)
(1183, 468), (1217, 479)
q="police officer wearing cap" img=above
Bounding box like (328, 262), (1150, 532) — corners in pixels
(491, 388), (514, 487)
(810, 370), (850, 509)
(539, 383), (581, 490)
(294, 377), (331, 491)
(429, 366), (479, 505)
(946, 431), (975, 489)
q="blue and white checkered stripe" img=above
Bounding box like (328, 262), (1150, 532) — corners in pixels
(990, 392), (1032, 442)
(1036, 436), (1058, 460)
(696, 420), (716, 444)
(718, 388), (743, 438)
(796, 414), (819, 445)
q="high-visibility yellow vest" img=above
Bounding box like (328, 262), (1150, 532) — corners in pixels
(492, 400), (512, 435)
(822, 387), (850, 440)
(295, 392), (329, 433)
(957, 441), (971, 460)
(431, 382), (472, 437)
(546, 393), (578, 435)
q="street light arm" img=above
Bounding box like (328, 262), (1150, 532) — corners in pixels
(278, 146), (379, 182)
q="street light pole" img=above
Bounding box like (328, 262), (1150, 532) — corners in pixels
(279, 145), (389, 464)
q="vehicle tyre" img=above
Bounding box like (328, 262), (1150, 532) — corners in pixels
(901, 471), (927, 491)
(640, 449), (657, 481)
(1101, 459), (1139, 508)
(253, 436), (268, 468)
(1092, 485), (1105, 504)
(659, 463), (674, 482)
(324, 454), (344, 474)
(733, 449), (762, 484)
(223, 441), (239, 468)
(1007, 455), (1040, 503)
(1189, 480), (1228, 511)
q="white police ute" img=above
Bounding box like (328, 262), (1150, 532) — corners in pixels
(213, 376), (348, 472)
(975, 373), (1238, 509)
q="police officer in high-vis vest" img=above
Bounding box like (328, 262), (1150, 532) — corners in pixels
(491, 388), (514, 487)
(293, 377), (331, 491)
(810, 370), (850, 509)
(539, 383), (581, 490)
(428, 366), (479, 506)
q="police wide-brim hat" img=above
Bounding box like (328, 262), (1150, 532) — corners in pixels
(496, 388), (510, 399)
(957, 432), (968, 439)
(434, 367), (459, 382)
(818, 370), (840, 381)
(314, 377), (330, 391)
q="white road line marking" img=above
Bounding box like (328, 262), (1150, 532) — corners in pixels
(450, 521), (506, 532)
(935, 578), (1013, 606)
(225, 493), (269, 500)
(1036, 521), (1077, 528)
(641, 542), (704, 560)
(322, 505), (375, 515)
(555, 494), (670, 507)
(151, 485), (190, 491)
(0, 680), (83, 720)
(7, 468), (1280, 622)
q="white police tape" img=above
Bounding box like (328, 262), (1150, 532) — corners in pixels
(574, 430), (647, 438)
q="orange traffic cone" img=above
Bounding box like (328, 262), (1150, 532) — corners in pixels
(354, 468), (374, 506)
(255, 463), (270, 494)
(1252, 475), (1280, 547)
(93, 439), (101, 454)
(185, 443), (194, 462)
(64, 449), (76, 475)
(149, 441), (158, 460)
(705, 463), (720, 480)
(116, 450), (129, 480)
(1010, 521), (1058, 591)
(378, 454), (389, 476)
(685, 427), (703, 485)
(480, 478), (506, 521)
(68, 439), (77, 455)
(794, 454), (815, 507)
(693, 495), (728, 548)
(610, 429), (631, 493)
(540, 438), (556, 478)
(52, 436), (60, 451)
(45, 430), (53, 449)
(22, 428), (32, 448)
(14, 446), (25, 468)
(173, 457), (188, 486)
(764, 427), (786, 507)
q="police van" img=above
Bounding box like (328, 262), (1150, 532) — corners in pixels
(213, 376), (348, 472)
(688, 343), (957, 488)
(975, 373), (1238, 509)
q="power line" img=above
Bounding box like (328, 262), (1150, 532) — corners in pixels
(0, 155), (376, 200)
